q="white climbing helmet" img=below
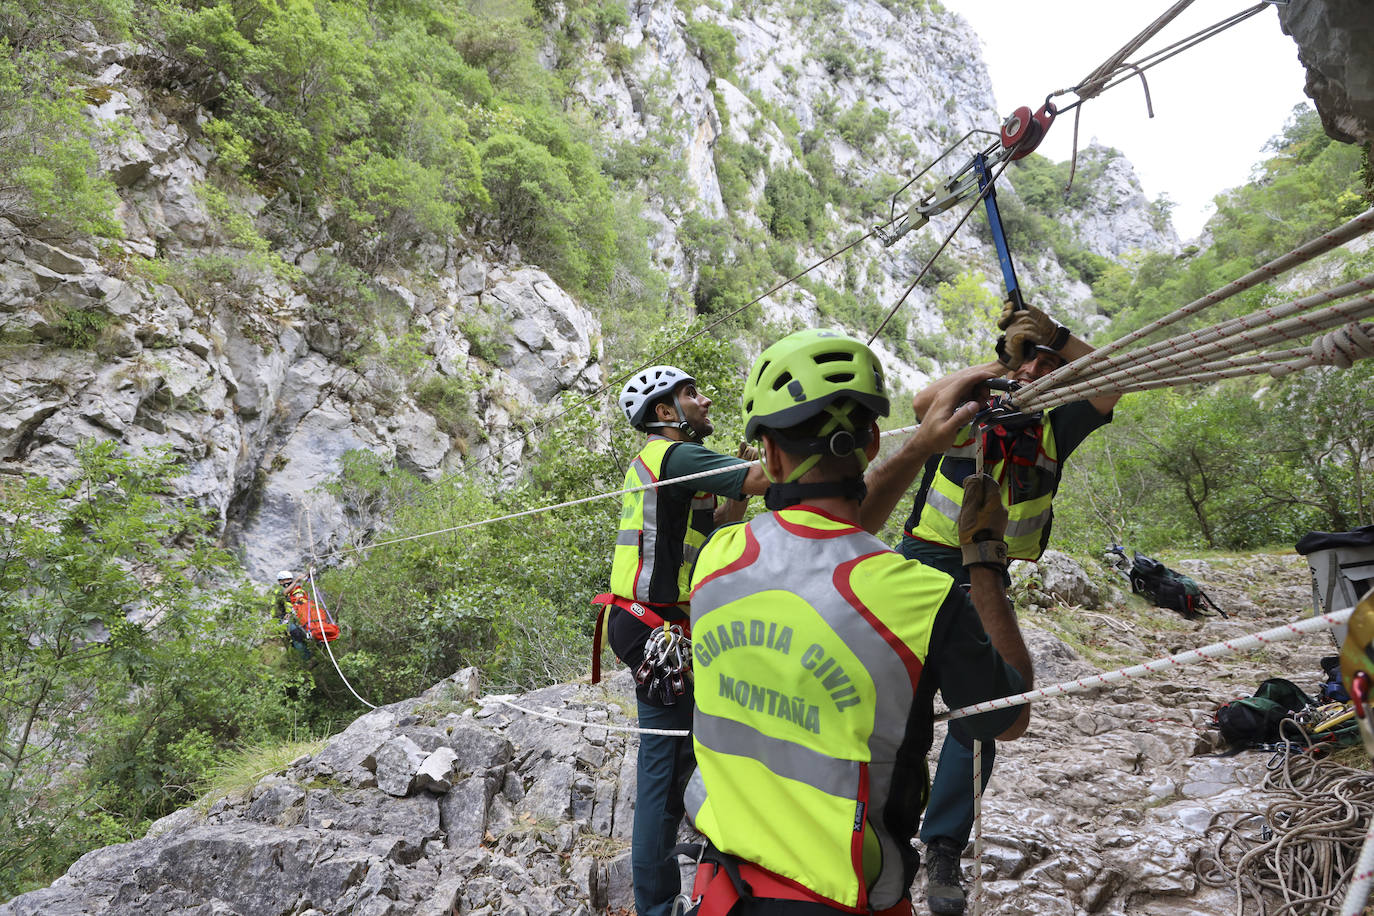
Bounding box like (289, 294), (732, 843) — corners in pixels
(619, 365), (695, 430)
(277, 570), (295, 583)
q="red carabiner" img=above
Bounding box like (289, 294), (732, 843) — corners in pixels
(1353, 670), (1370, 719)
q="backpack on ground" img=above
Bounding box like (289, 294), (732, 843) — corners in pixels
(1214, 677), (1315, 748)
(1129, 552), (1227, 618)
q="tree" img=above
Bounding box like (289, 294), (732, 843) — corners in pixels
(0, 443), (298, 896)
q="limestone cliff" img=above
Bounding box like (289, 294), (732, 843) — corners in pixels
(0, 0), (1176, 579)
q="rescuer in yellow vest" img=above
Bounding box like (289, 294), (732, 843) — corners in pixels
(601, 364), (770, 916)
(898, 304), (1120, 915)
(684, 328), (1034, 916)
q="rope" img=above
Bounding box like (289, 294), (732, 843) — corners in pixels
(494, 697), (690, 737)
(941, 608), (1353, 722)
(313, 421), (923, 561)
(1013, 208), (1374, 409)
(307, 565), (378, 710)
(1196, 731), (1374, 915)
(971, 736), (984, 916)
(1072, 0), (1197, 101)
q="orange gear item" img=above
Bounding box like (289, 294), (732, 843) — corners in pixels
(290, 590), (340, 642)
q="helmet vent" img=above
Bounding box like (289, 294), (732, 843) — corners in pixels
(824, 371), (856, 383)
(814, 352), (850, 364)
(771, 371), (794, 391)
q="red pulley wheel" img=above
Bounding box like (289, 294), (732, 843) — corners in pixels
(1000, 105), (1033, 149)
(1008, 119), (1044, 160)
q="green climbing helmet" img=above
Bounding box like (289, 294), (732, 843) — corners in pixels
(743, 328), (889, 441)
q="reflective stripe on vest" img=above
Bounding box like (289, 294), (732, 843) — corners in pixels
(609, 438), (718, 605)
(908, 417), (1061, 561)
(685, 509), (950, 911)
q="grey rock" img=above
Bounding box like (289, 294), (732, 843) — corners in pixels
(372, 735), (427, 797)
(414, 747), (460, 794)
(1280, 0), (1374, 144)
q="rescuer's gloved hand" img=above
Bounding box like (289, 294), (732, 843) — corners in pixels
(995, 313), (1042, 369)
(958, 473), (1009, 568)
(1012, 304), (1071, 351)
(737, 442), (760, 462)
(996, 298), (1020, 330)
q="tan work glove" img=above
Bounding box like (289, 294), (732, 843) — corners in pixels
(737, 442), (760, 462)
(999, 303), (1070, 350)
(959, 473), (1009, 568)
(995, 313), (1043, 369)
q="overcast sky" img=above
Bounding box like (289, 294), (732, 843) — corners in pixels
(937, 0), (1312, 240)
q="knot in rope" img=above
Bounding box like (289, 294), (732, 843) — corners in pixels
(1309, 321), (1374, 370)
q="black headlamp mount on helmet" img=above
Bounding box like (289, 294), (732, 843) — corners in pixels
(762, 425), (871, 459)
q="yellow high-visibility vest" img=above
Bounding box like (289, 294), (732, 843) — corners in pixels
(610, 437), (719, 606)
(686, 508), (950, 911)
(907, 416), (1061, 561)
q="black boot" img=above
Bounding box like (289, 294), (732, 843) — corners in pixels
(924, 837), (966, 915)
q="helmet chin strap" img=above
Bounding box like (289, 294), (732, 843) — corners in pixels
(644, 396), (705, 441)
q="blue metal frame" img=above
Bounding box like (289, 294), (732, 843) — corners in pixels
(973, 152), (1024, 311)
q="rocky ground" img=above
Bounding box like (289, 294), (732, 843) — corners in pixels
(3, 550), (1365, 916)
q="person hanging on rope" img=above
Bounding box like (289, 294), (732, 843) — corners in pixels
(681, 328), (1033, 916)
(273, 570), (313, 662)
(891, 303), (1121, 916)
(594, 364), (770, 916)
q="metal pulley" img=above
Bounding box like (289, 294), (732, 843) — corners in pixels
(999, 102), (1057, 160)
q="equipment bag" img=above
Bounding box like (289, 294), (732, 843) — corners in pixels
(1129, 552), (1227, 618)
(1214, 677), (1315, 747)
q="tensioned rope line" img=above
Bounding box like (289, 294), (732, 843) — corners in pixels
(1018, 269), (1374, 405)
(940, 608), (1354, 722)
(1013, 269), (1374, 410)
(1012, 207), (1374, 409)
(488, 608), (1354, 741)
(313, 421), (927, 560)
(1022, 317), (1374, 412)
(486, 607), (1356, 741)
(1052, 4), (1267, 190)
(1071, 0), (1197, 101)
(492, 697), (692, 736)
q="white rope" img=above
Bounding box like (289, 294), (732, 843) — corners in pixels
(1013, 274), (1374, 411)
(971, 736), (984, 916)
(1340, 813), (1374, 916)
(1015, 207), (1374, 406)
(315, 423), (923, 561)
(942, 608), (1353, 721)
(307, 565), (378, 709)
(494, 697), (690, 736)
(1021, 314), (1374, 412)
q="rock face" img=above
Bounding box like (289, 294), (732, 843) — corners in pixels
(1, 0), (1178, 580)
(0, 45), (604, 582)
(2, 553), (1351, 916)
(1280, 0), (1374, 144)
(1055, 145), (1180, 259)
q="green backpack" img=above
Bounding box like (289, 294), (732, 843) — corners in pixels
(1214, 678), (1314, 747)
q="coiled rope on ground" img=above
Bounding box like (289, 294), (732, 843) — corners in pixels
(1196, 725), (1374, 916)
